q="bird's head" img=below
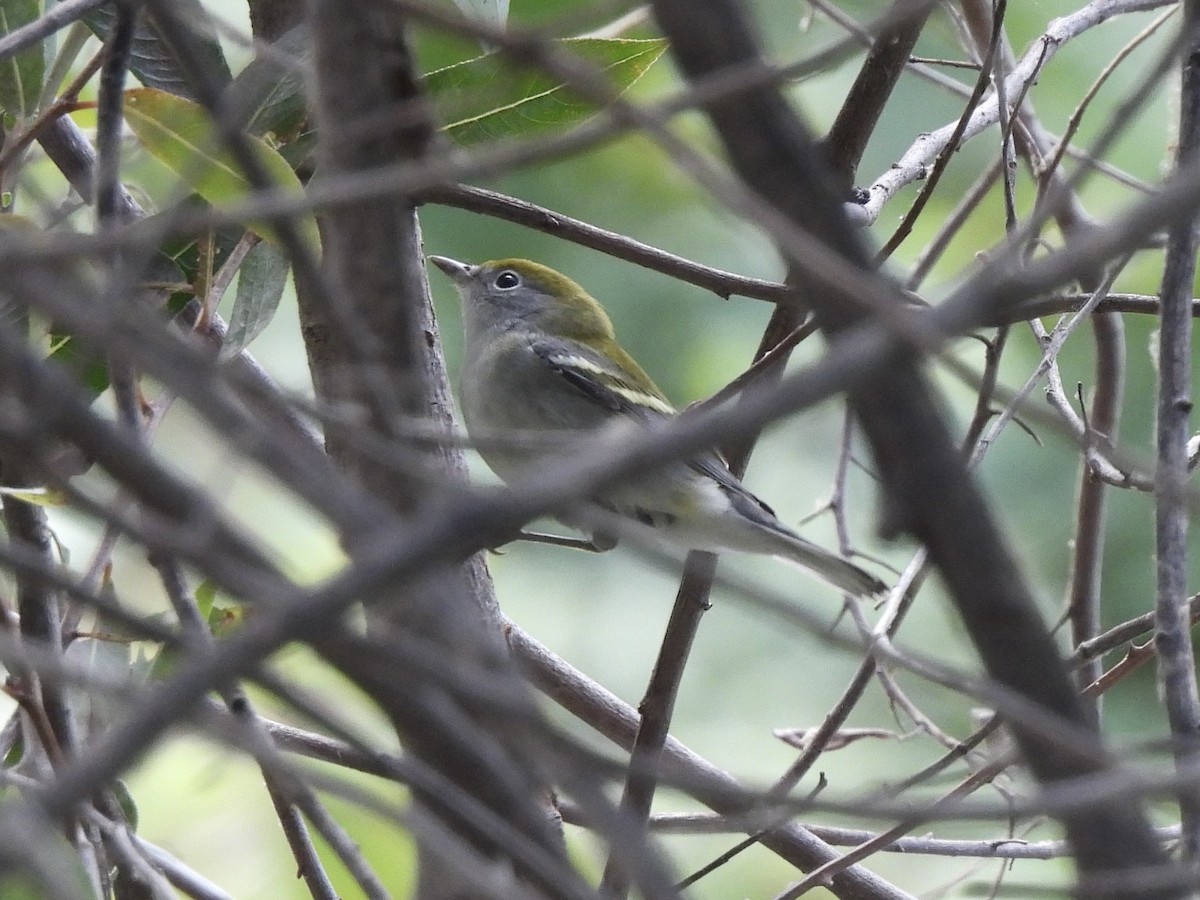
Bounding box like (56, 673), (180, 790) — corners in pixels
(429, 256), (614, 342)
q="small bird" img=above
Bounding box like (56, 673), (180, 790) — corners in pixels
(430, 255), (885, 598)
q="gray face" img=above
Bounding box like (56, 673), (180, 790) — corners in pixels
(431, 257), (535, 332)
(456, 265), (554, 337)
(430, 256), (610, 344)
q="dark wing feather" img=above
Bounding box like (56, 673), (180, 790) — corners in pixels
(527, 338), (793, 529)
(688, 449), (783, 528)
(528, 338), (675, 422)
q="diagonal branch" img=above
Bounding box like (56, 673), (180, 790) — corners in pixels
(647, 0), (1176, 893)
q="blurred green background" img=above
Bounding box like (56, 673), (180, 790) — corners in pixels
(12, 0), (1195, 896)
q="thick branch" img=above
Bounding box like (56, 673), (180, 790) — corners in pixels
(648, 0), (1175, 891)
(303, 2), (576, 895)
(1154, 3), (1200, 859)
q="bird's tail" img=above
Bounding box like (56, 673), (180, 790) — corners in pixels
(772, 532), (887, 597)
(714, 513), (885, 597)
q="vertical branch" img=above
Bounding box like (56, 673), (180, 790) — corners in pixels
(598, 551), (715, 899)
(261, 784), (339, 900)
(1155, 5), (1200, 860)
(302, 3), (578, 896)
(2, 499), (71, 756)
(97, 0), (144, 467)
(1069, 313), (1123, 711)
(0, 0), (143, 817)
(94, 1), (136, 228)
(302, 0), (435, 505)
(961, 0), (1124, 722)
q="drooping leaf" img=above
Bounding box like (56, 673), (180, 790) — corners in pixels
(0, 0), (46, 119)
(107, 780), (139, 832)
(123, 87), (319, 250)
(276, 127), (317, 172)
(64, 572), (134, 746)
(194, 579), (217, 618)
(224, 239), (289, 357)
(426, 38), (667, 146)
(83, 0), (230, 101)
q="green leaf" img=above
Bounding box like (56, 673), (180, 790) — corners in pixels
(194, 579), (217, 618)
(108, 780), (139, 832)
(84, 0), (230, 102)
(150, 582), (242, 680)
(207, 601), (243, 637)
(156, 214), (243, 282)
(0, 859), (96, 900)
(123, 87), (319, 251)
(226, 24), (309, 138)
(45, 246), (187, 401)
(48, 332), (109, 397)
(3, 731), (23, 767)
(224, 239), (289, 357)
(0, 0), (46, 119)
(426, 38), (667, 146)
(194, 580), (243, 636)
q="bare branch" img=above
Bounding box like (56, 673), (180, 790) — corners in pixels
(1154, 0), (1200, 858)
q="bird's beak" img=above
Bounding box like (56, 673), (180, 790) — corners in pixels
(428, 255), (475, 282)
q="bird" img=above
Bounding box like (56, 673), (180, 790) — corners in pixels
(429, 255), (886, 597)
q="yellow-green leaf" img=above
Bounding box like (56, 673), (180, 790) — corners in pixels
(427, 38), (667, 146)
(0, 0), (46, 120)
(123, 87), (318, 251)
(0, 485), (66, 506)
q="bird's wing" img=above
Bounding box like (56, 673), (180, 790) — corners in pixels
(687, 449), (783, 527)
(529, 338), (676, 423)
(532, 338), (785, 525)
(530, 338), (790, 530)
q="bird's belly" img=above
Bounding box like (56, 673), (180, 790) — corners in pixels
(601, 467), (731, 530)
(463, 407), (600, 482)
(462, 367), (603, 479)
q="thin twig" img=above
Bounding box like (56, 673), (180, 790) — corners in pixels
(1041, 7), (1179, 190)
(875, 0), (1002, 261)
(421, 183), (794, 303)
(863, 0), (1177, 222)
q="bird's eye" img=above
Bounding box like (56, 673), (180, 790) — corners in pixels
(494, 270), (521, 290)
